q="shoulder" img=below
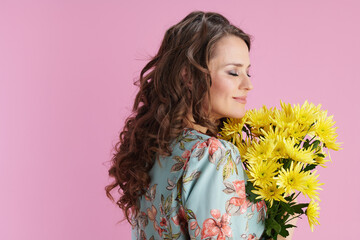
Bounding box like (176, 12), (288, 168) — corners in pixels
(167, 128), (242, 179)
(188, 131), (241, 166)
(179, 128), (243, 180)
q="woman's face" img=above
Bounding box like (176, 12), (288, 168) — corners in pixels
(207, 35), (253, 120)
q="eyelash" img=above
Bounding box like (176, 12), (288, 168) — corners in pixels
(229, 72), (252, 78)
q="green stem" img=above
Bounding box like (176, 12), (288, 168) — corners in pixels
(285, 214), (302, 224)
(298, 123), (315, 147)
(292, 191), (301, 202)
(308, 135), (317, 144)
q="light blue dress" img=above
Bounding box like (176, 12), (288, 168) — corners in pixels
(131, 127), (266, 240)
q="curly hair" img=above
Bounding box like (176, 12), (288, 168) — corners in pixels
(105, 10), (253, 224)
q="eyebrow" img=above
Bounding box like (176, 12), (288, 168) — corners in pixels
(224, 63), (251, 68)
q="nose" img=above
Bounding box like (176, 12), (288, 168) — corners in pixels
(240, 73), (253, 91)
(247, 77), (254, 90)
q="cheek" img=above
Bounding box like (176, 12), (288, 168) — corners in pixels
(210, 77), (234, 98)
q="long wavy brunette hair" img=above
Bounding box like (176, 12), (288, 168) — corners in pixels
(105, 10), (253, 224)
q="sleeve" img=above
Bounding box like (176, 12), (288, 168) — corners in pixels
(181, 137), (265, 240)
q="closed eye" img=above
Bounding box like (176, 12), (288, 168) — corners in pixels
(229, 72), (238, 77)
(228, 72), (252, 78)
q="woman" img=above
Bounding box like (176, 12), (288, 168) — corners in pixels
(105, 11), (294, 240)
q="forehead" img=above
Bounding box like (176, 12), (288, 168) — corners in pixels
(210, 35), (250, 68)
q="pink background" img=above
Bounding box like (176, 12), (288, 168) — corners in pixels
(1, 1), (358, 239)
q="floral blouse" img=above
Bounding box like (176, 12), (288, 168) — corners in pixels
(131, 127), (266, 240)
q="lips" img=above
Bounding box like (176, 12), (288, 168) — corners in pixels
(233, 96), (247, 104)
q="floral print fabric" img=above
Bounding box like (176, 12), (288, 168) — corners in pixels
(131, 128), (266, 240)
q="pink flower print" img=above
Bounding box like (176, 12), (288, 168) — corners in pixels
(232, 180), (246, 199)
(182, 150), (191, 169)
(190, 221), (200, 237)
(171, 206), (188, 233)
(201, 209), (232, 240)
(198, 141), (208, 149)
(247, 234), (257, 240)
(256, 200), (267, 212)
(190, 221), (197, 230)
(160, 217), (167, 227)
(153, 221), (166, 237)
(182, 150), (191, 159)
(228, 197), (251, 214)
(226, 180), (251, 215)
(241, 234), (258, 240)
(191, 141), (200, 152)
(190, 221), (201, 236)
(207, 137), (223, 155)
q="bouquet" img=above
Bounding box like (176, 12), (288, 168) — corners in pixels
(218, 100), (342, 240)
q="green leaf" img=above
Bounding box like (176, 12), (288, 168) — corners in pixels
(172, 156), (185, 163)
(292, 203), (309, 214)
(179, 141), (185, 151)
(183, 137), (196, 142)
(222, 158), (232, 181)
(316, 153), (326, 158)
(279, 227), (289, 238)
(186, 209), (196, 220)
(172, 233), (181, 240)
(285, 224), (297, 229)
(183, 170), (201, 183)
(311, 140), (321, 151)
(303, 139), (310, 149)
(165, 194), (173, 213)
(284, 192), (295, 202)
(282, 159), (292, 170)
(245, 181), (261, 203)
(161, 194), (165, 205)
(216, 150), (230, 170)
(171, 162), (184, 172)
(266, 217), (281, 237)
(242, 125), (250, 137)
(303, 164), (316, 172)
(279, 201), (294, 215)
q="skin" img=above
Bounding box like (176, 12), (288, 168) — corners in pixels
(185, 35), (253, 133)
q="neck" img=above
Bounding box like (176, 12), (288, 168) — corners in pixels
(184, 112), (209, 134)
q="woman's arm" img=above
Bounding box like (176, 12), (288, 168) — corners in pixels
(181, 137), (265, 239)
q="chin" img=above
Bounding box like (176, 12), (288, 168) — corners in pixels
(231, 110), (246, 118)
(226, 111), (246, 119)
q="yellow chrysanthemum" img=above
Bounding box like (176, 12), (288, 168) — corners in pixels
(245, 105), (275, 136)
(259, 127), (288, 159)
(275, 161), (307, 195)
(292, 100), (321, 126)
(236, 137), (252, 161)
(270, 103), (307, 140)
(312, 111), (342, 151)
(271, 101), (295, 125)
(259, 125), (289, 141)
(283, 138), (315, 164)
(243, 138), (276, 164)
(312, 150), (330, 167)
(219, 117), (247, 145)
(301, 170), (324, 201)
(306, 200), (320, 232)
(247, 160), (281, 188)
(252, 182), (287, 207)
(280, 100), (294, 116)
